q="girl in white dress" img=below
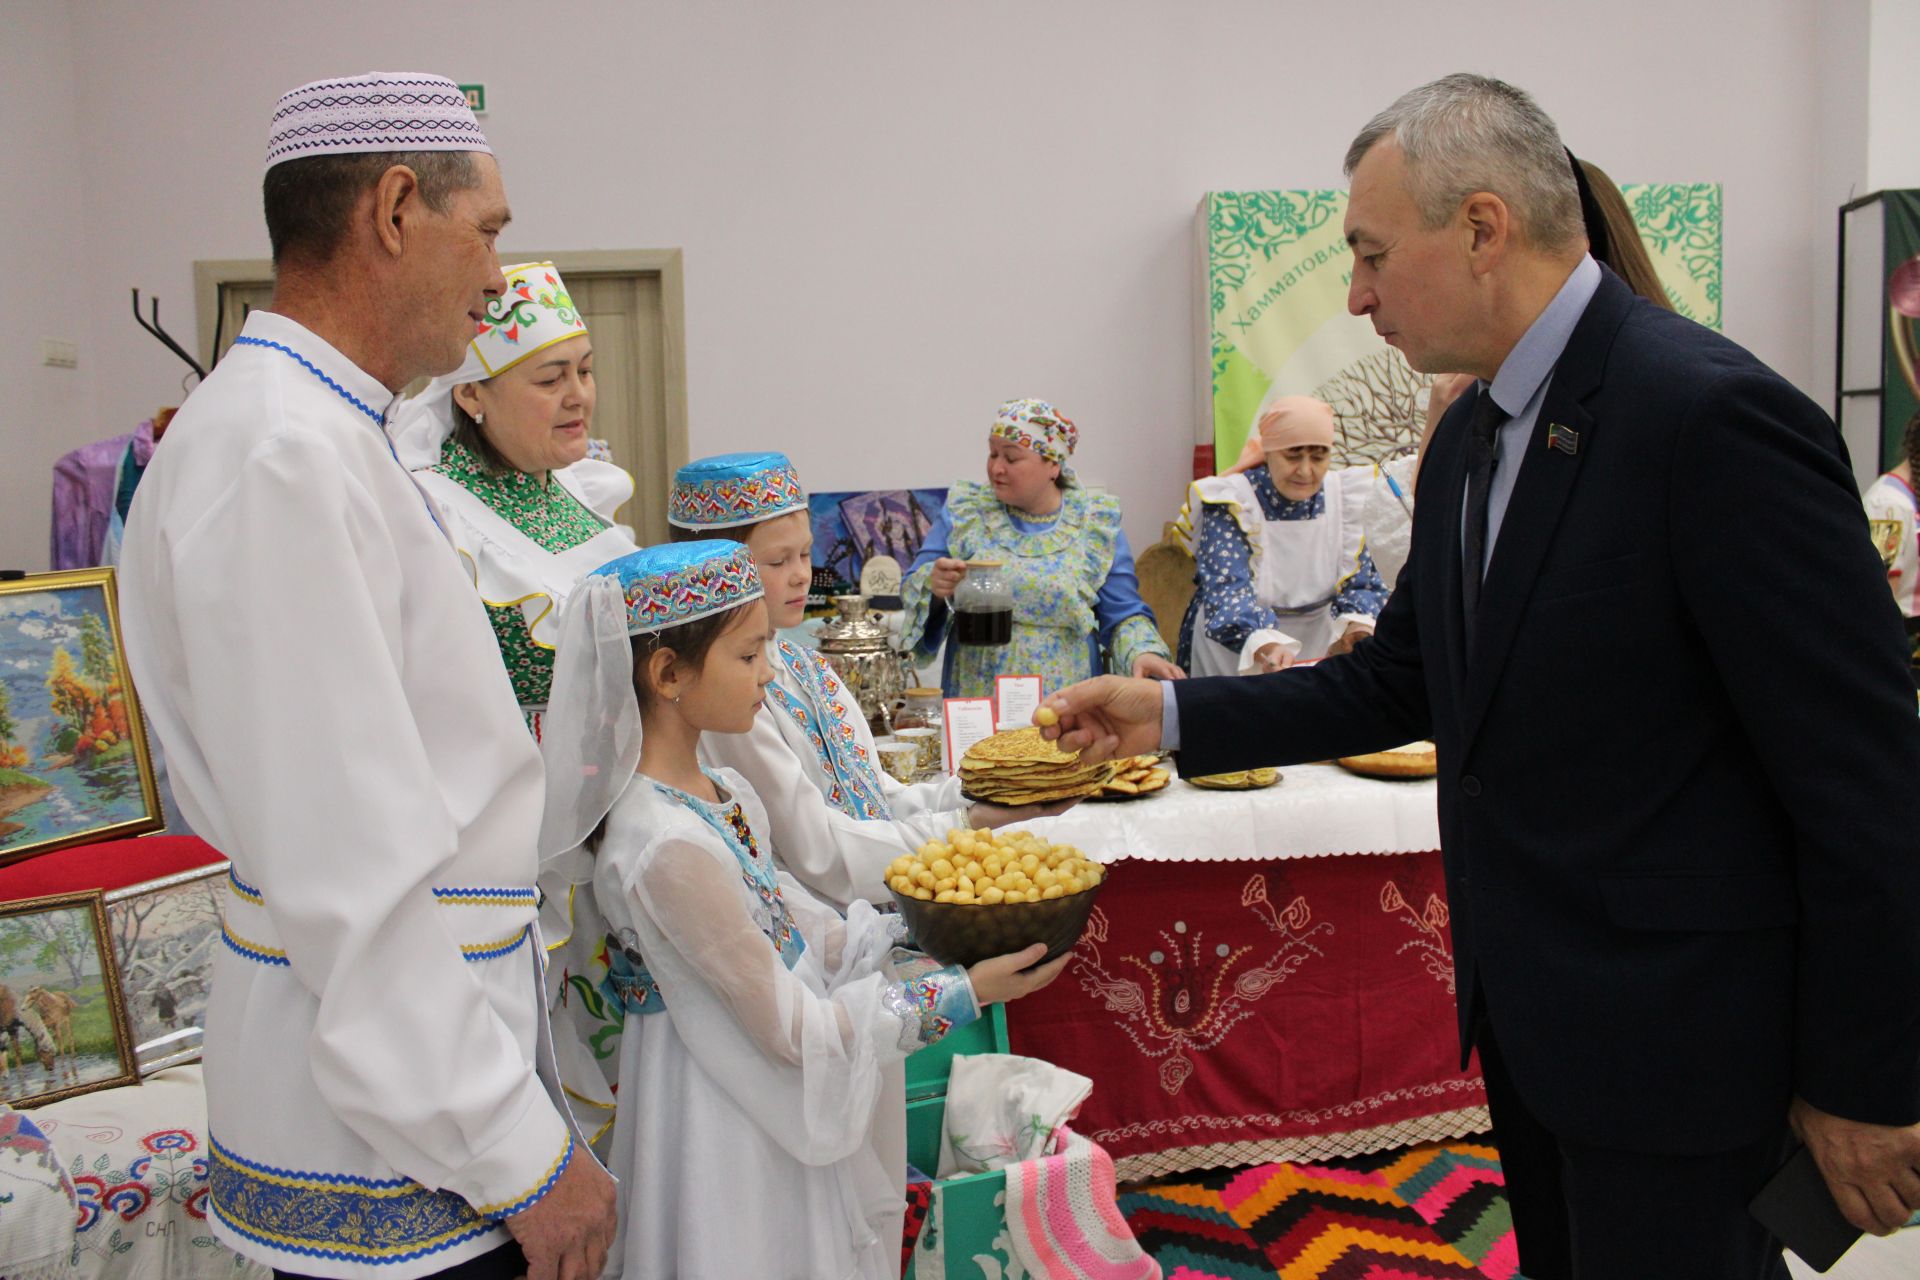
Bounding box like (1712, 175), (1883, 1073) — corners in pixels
(539, 541), (1068, 1280)
(670, 451), (1062, 910)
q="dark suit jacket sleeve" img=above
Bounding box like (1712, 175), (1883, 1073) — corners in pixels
(1171, 533), (1432, 777)
(1671, 370), (1920, 1126)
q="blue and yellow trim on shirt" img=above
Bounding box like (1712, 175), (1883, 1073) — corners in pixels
(207, 1133), (572, 1264)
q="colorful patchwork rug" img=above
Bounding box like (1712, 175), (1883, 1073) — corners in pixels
(1119, 1140), (1517, 1280)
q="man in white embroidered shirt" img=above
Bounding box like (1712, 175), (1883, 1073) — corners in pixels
(119, 73), (615, 1280)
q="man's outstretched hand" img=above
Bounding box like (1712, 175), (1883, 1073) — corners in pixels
(1035, 676), (1166, 764)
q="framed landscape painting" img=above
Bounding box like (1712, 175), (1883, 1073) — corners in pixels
(105, 862), (227, 1074)
(0, 567), (162, 867)
(0, 890), (139, 1108)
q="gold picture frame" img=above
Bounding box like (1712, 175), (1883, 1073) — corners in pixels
(0, 890), (140, 1108)
(0, 567), (163, 867)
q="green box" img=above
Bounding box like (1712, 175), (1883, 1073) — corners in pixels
(901, 1008), (1017, 1278)
(904, 1095), (1011, 1280)
(904, 1005), (1008, 1102)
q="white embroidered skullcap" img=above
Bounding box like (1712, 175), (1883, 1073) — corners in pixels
(266, 73), (491, 170)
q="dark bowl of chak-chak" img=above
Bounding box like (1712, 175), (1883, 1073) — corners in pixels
(882, 826), (1108, 969)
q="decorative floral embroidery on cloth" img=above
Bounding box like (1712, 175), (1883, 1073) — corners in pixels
(599, 928), (666, 1017)
(0, 1107), (75, 1272)
(1069, 874), (1333, 1095)
(207, 1136), (497, 1263)
(615, 543), (763, 633)
(433, 440), (604, 553)
(622, 776), (809, 1020)
(46, 1122), (228, 1272)
(667, 465), (806, 530)
(1380, 881), (1455, 994)
(432, 437), (606, 708)
(766, 641), (892, 821)
(469, 265), (587, 374)
(880, 965), (975, 1051)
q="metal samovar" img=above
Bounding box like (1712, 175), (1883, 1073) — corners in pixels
(815, 594), (918, 735)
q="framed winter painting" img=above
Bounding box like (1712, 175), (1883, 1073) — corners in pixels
(104, 861), (227, 1074)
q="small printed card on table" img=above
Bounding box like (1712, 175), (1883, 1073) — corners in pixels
(994, 675), (1043, 730)
(943, 697), (997, 772)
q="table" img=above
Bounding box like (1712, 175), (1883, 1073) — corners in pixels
(1007, 764), (1487, 1182)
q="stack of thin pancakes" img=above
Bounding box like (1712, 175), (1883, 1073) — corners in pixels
(958, 727), (1115, 803)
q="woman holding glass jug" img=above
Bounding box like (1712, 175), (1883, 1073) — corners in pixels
(902, 398), (1184, 699)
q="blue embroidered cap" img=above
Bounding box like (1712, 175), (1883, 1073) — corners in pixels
(668, 451), (808, 530)
(588, 541), (765, 634)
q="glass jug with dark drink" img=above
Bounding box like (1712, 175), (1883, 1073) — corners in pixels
(953, 560), (1013, 646)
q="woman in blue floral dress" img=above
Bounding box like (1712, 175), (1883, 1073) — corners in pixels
(901, 398), (1183, 699)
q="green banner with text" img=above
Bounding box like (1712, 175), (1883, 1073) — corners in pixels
(1198, 184), (1722, 473)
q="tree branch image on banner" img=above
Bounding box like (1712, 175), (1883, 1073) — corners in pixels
(1196, 185), (1721, 475)
(1881, 191), (1920, 469)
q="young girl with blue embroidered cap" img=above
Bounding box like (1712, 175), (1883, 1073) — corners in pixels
(541, 540), (1068, 1280)
(670, 451), (1065, 910)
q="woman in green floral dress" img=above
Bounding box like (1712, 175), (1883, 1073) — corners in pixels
(393, 261), (635, 1151)
(901, 398), (1184, 700)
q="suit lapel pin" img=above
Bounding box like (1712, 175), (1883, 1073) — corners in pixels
(1547, 422), (1580, 455)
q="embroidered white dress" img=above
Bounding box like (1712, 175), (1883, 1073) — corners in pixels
(593, 768), (977, 1280)
(699, 638), (968, 909)
(118, 311), (583, 1279)
(413, 442), (638, 1142)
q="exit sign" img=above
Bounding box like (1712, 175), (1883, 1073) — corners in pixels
(459, 84), (487, 114)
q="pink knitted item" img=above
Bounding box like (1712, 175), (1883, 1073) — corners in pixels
(1005, 1129), (1162, 1280)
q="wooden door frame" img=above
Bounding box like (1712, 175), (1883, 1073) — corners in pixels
(193, 249), (689, 478)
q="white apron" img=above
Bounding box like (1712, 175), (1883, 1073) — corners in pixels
(1187, 468), (1359, 676)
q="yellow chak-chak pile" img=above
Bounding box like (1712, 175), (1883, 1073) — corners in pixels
(958, 727), (1114, 803)
(887, 827), (1105, 905)
(1099, 755), (1171, 797)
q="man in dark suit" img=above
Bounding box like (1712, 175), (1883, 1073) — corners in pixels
(1045, 73), (1920, 1278)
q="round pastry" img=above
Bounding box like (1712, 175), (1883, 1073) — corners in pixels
(1335, 741), (1437, 780)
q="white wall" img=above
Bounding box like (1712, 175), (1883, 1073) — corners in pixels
(0, 0), (1852, 565)
(0, 0), (94, 572)
(1812, 0), (1872, 481)
(1868, 0), (1920, 192)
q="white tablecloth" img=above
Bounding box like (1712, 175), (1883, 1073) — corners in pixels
(1019, 762), (1439, 862)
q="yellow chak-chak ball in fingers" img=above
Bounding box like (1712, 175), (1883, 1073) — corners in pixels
(1034, 706), (1060, 727)
(883, 826), (1105, 905)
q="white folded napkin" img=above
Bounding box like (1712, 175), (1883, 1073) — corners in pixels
(937, 1051), (1094, 1178)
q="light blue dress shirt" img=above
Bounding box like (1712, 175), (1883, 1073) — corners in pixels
(1467, 254), (1602, 577)
(1160, 254), (1604, 751)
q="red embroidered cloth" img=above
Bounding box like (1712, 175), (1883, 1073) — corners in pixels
(1006, 851), (1486, 1181)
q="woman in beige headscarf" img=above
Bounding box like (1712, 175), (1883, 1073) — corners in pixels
(1177, 396), (1388, 675)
